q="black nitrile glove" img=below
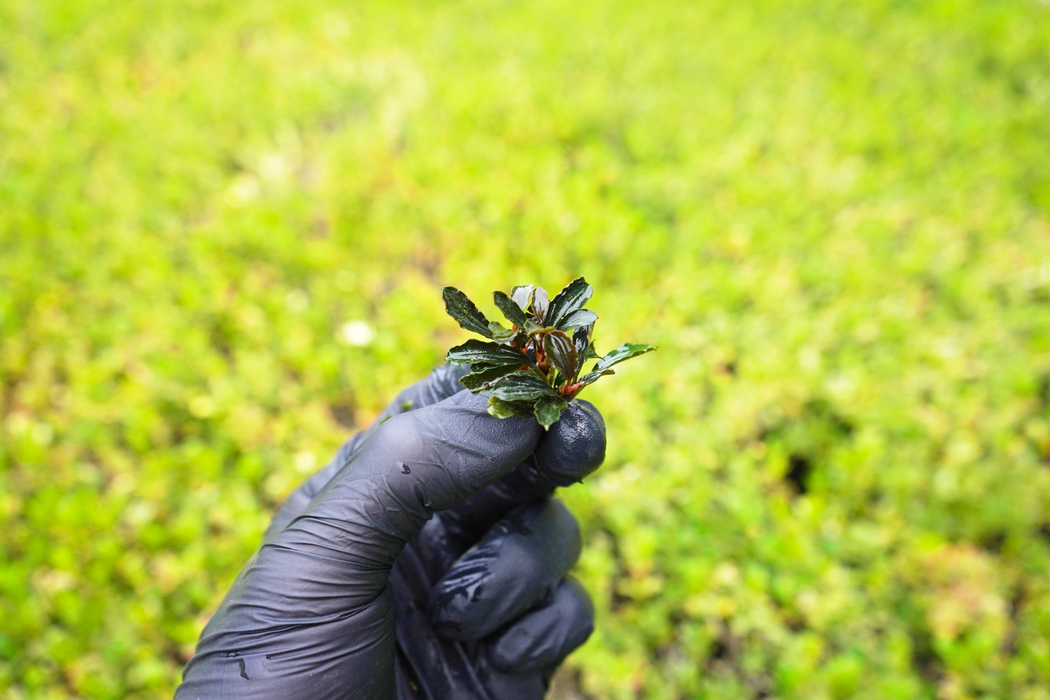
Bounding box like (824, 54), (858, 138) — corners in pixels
(176, 365), (606, 699)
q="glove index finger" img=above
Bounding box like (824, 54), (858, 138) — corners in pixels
(372, 364), (470, 426)
(265, 365), (469, 542)
(270, 390), (542, 607)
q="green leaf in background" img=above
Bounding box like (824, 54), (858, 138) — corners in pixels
(545, 277), (593, 328)
(510, 284), (535, 311)
(442, 286), (493, 338)
(486, 372), (558, 401)
(12, 0), (1046, 695)
(543, 329), (579, 380)
(493, 290), (529, 328)
(534, 395), (569, 430)
(445, 339), (532, 367)
(486, 397), (535, 420)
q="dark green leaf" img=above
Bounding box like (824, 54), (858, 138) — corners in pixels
(487, 397), (535, 419)
(442, 281), (653, 427)
(493, 290), (529, 327)
(578, 367), (615, 386)
(543, 330), (579, 381)
(534, 396), (569, 430)
(557, 308), (597, 331)
(594, 343), (656, 372)
(510, 285), (535, 311)
(531, 287), (549, 323)
(446, 338), (532, 367)
(487, 372), (558, 401)
(442, 286), (492, 338)
(460, 364), (529, 390)
(545, 277), (593, 328)
(573, 326), (590, 359)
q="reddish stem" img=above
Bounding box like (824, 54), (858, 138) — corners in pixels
(560, 381), (584, 400)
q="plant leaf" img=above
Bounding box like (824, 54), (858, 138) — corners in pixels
(442, 286), (492, 338)
(573, 326), (590, 359)
(545, 277), (593, 329)
(534, 396), (569, 430)
(510, 285), (535, 311)
(446, 339), (532, 367)
(487, 372), (558, 401)
(442, 281), (653, 427)
(488, 322), (519, 342)
(460, 364), (528, 390)
(557, 308), (597, 331)
(487, 397), (534, 419)
(594, 342), (656, 372)
(531, 287), (549, 323)
(493, 290), (529, 328)
(543, 330), (579, 381)
(578, 367), (615, 386)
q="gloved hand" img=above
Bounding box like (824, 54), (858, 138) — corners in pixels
(176, 365), (606, 699)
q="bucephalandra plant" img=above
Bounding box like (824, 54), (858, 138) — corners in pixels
(442, 277), (655, 429)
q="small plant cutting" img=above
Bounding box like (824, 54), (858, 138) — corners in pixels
(442, 277), (655, 429)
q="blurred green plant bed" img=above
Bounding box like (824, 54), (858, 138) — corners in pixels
(3, 0), (1050, 698)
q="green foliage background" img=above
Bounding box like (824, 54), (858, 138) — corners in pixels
(3, 0), (1050, 697)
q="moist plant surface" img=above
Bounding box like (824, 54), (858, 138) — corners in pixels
(442, 278), (654, 428)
